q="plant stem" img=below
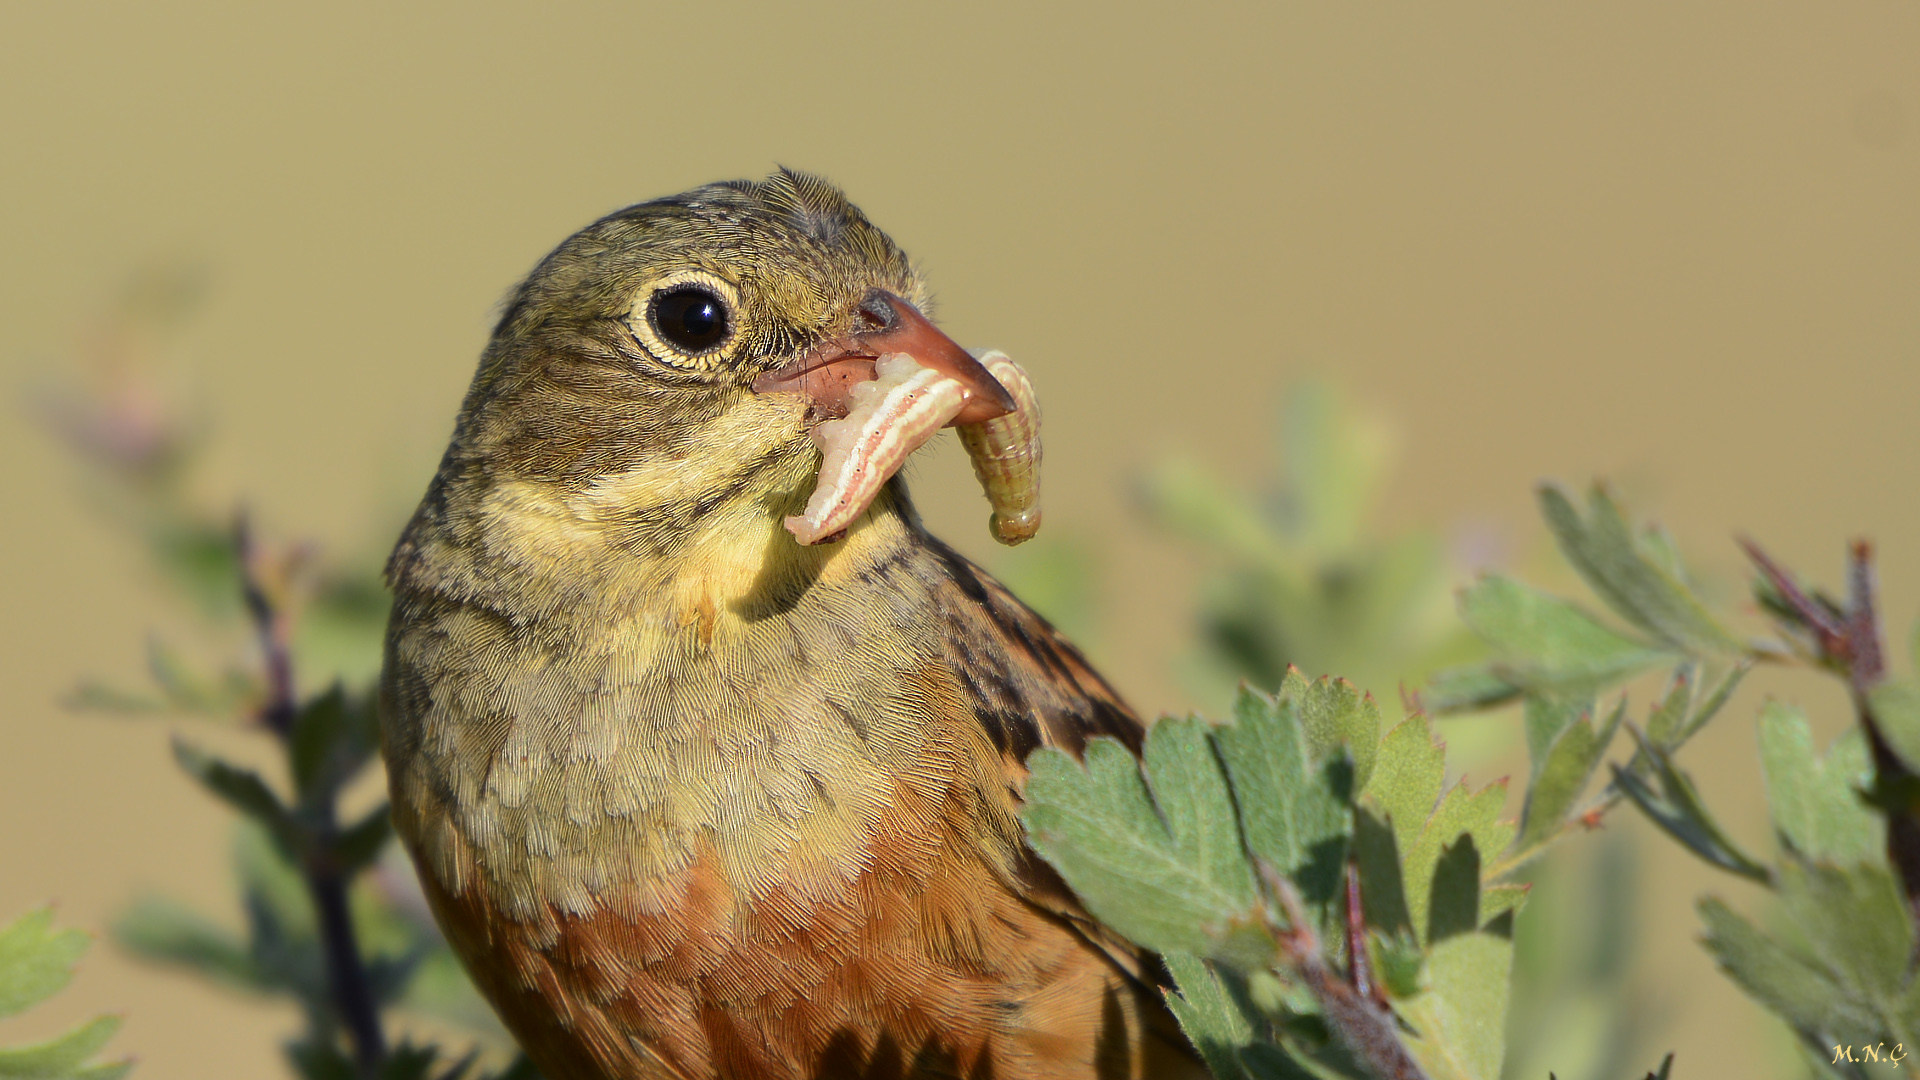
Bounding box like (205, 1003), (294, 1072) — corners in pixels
(309, 851), (388, 1078)
(1743, 538), (1920, 940)
(238, 517), (387, 1077)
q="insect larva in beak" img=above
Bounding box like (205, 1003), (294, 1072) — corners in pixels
(786, 353), (969, 545)
(957, 351), (1042, 546)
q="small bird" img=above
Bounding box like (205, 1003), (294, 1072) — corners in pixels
(380, 170), (1203, 1080)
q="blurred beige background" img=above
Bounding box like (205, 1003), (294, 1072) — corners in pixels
(2, 2), (1916, 1077)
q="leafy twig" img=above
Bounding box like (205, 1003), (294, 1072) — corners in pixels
(1742, 537), (1920, 939)
(236, 517), (387, 1077)
(1260, 863), (1431, 1080)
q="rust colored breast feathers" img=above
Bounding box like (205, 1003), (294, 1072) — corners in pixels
(380, 171), (1204, 1080)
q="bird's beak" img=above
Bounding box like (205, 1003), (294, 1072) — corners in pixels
(751, 290), (1016, 425)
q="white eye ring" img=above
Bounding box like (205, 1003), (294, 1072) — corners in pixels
(627, 269), (742, 370)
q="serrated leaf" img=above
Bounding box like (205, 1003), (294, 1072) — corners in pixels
(1162, 954), (1313, 1080)
(1537, 485), (1741, 655)
(1480, 884), (1528, 926)
(1457, 575), (1672, 693)
(1867, 680), (1920, 776)
(1759, 703), (1880, 864)
(172, 739), (299, 856)
(1024, 725), (1260, 959)
(0, 912), (128, 1079)
(0, 1016), (129, 1080)
(1399, 931), (1512, 1080)
(0, 910), (87, 1019)
(1698, 896), (1883, 1045)
(1282, 670), (1381, 793)
(1215, 688), (1353, 907)
(1363, 715), (1445, 872)
(1518, 700), (1622, 850)
(1408, 780), (1512, 942)
(1612, 732), (1770, 883)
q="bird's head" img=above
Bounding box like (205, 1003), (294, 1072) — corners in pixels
(430, 169), (1013, 567)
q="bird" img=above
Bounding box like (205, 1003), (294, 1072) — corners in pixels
(379, 169), (1205, 1080)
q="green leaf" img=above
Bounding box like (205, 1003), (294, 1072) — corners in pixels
(0, 1016), (130, 1080)
(1677, 662), (1749, 745)
(1775, 861), (1913, 1012)
(1480, 884), (1529, 926)
(1758, 702), (1881, 864)
(1023, 723), (1261, 960)
(1370, 931), (1426, 1000)
(1418, 667), (1522, 715)
(1214, 687), (1353, 906)
(1280, 381), (1388, 557)
(289, 686), (380, 807)
(172, 739), (300, 856)
(1867, 680), (1920, 776)
(1643, 666), (1696, 749)
(1162, 954), (1314, 1080)
(1521, 694), (1590, 778)
(0, 910), (87, 1019)
(1351, 810), (1413, 940)
(1426, 836), (1481, 944)
(1399, 931), (1513, 1080)
(334, 804), (395, 876)
(289, 685), (351, 802)
(1537, 485), (1741, 655)
(1611, 731), (1770, 883)
(1408, 780), (1512, 942)
(1698, 896), (1882, 1045)
(1518, 699), (1622, 850)
(113, 896), (259, 991)
(1139, 457), (1289, 569)
(1362, 715), (1445, 875)
(1361, 714), (1515, 944)
(0, 911), (130, 1079)
(1456, 575), (1672, 693)
(1282, 670), (1381, 793)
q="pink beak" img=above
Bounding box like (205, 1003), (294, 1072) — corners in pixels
(751, 290), (1016, 425)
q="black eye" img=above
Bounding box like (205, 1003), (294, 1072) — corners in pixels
(648, 286), (731, 355)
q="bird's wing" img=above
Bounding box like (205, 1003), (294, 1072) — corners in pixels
(918, 537), (1146, 761)
(916, 538), (1181, 990)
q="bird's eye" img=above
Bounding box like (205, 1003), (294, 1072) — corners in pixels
(648, 286), (732, 356)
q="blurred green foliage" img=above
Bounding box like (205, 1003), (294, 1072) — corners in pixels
(47, 269), (530, 1080)
(0, 908), (131, 1080)
(1138, 383), (1483, 706)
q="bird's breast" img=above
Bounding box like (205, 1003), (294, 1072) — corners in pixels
(384, 511), (1022, 932)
